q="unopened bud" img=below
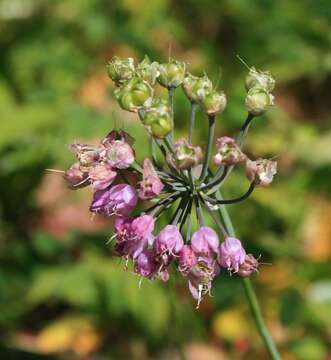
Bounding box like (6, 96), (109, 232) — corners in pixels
(245, 67), (275, 92)
(238, 254), (259, 277)
(182, 73), (213, 103)
(199, 90), (227, 116)
(136, 55), (160, 86)
(139, 98), (173, 139)
(245, 87), (274, 116)
(157, 59), (186, 88)
(246, 158), (277, 187)
(213, 137), (246, 166)
(107, 56), (135, 86)
(167, 138), (203, 170)
(114, 77), (153, 112)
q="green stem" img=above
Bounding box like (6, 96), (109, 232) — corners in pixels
(215, 190), (281, 360)
(188, 102), (197, 144)
(199, 115), (215, 181)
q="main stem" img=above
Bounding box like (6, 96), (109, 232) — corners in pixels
(216, 191), (281, 360)
(199, 115), (215, 181)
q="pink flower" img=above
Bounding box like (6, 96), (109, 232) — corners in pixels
(90, 184), (138, 216)
(238, 254), (259, 277)
(191, 226), (219, 257)
(88, 163), (117, 191)
(63, 163), (90, 189)
(218, 237), (246, 273)
(134, 250), (157, 278)
(213, 136), (246, 166)
(70, 143), (100, 171)
(103, 139), (135, 169)
(166, 138), (203, 170)
(114, 215), (155, 260)
(178, 245), (197, 276)
(138, 158), (164, 200)
(246, 158), (277, 187)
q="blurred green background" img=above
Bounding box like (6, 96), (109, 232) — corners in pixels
(1, 0), (331, 359)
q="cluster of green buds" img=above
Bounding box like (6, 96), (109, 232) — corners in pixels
(245, 67), (275, 116)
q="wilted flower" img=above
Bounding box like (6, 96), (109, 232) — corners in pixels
(245, 67), (275, 92)
(157, 59), (186, 88)
(182, 73), (213, 103)
(70, 143), (100, 172)
(213, 136), (246, 166)
(218, 237), (246, 273)
(138, 158), (164, 200)
(246, 158), (277, 186)
(107, 56), (135, 86)
(90, 184), (138, 216)
(238, 254), (259, 277)
(199, 90), (227, 116)
(191, 226), (219, 257)
(114, 77), (153, 112)
(178, 245), (197, 276)
(245, 87), (274, 116)
(63, 163), (90, 189)
(102, 139), (135, 169)
(136, 55), (160, 86)
(88, 163), (117, 191)
(139, 98), (173, 139)
(166, 138), (203, 170)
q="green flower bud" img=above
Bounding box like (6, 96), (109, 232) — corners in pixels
(182, 73), (213, 103)
(157, 59), (186, 88)
(139, 98), (173, 139)
(245, 67), (275, 92)
(114, 77), (153, 113)
(199, 90), (227, 116)
(107, 56), (135, 86)
(136, 55), (160, 86)
(245, 87), (274, 116)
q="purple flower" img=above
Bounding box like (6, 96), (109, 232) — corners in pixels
(138, 158), (164, 200)
(134, 250), (157, 278)
(238, 254), (259, 277)
(178, 245), (197, 276)
(191, 226), (219, 257)
(187, 258), (220, 308)
(63, 163), (90, 189)
(90, 184), (138, 216)
(218, 237), (246, 273)
(114, 214), (155, 260)
(102, 139), (135, 169)
(213, 136), (246, 166)
(88, 163), (117, 191)
(153, 225), (184, 255)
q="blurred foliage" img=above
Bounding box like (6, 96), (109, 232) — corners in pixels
(0, 0), (331, 359)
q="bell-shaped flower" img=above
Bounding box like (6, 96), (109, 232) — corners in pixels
(218, 237), (246, 273)
(191, 226), (219, 257)
(178, 245), (197, 276)
(103, 139), (135, 169)
(138, 158), (164, 200)
(90, 184), (137, 216)
(213, 136), (246, 166)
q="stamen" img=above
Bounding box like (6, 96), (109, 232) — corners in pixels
(45, 169), (65, 174)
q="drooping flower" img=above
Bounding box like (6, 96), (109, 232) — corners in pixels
(238, 254), (259, 277)
(63, 162), (90, 189)
(102, 139), (135, 169)
(178, 245), (197, 276)
(246, 158), (277, 187)
(166, 138), (203, 170)
(213, 136), (246, 166)
(191, 226), (219, 257)
(134, 250), (157, 278)
(88, 163), (117, 191)
(90, 184), (138, 216)
(218, 237), (246, 273)
(138, 158), (164, 200)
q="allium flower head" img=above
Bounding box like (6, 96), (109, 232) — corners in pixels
(191, 226), (219, 257)
(90, 184), (138, 216)
(213, 136), (246, 166)
(246, 158), (277, 187)
(218, 237), (246, 273)
(138, 158), (164, 200)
